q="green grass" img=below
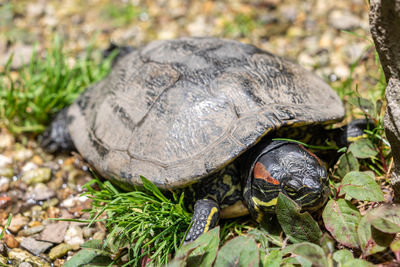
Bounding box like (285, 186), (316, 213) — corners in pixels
(101, 2), (147, 27)
(0, 36), (115, 134)
(223, 13), (261, 38)
(63, 176), (192, 266)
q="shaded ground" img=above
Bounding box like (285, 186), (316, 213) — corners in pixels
(0, 0), (388, 266)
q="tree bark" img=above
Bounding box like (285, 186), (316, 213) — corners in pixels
(369, 0), (400, 202)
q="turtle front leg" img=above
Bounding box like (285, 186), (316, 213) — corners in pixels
(185, 199), (220, 242)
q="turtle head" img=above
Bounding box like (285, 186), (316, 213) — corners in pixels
(243, 141), (329, 223)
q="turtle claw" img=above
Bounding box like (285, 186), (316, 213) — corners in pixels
(184, 199), (220, 243)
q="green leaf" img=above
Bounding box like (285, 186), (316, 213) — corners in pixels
(357, 216), (394, 256)
(320, 233), (335, 256)
(390, 239), (400, 262)
(348, 97), (376, 117)
(174, 227), (220, 267)
(214, 235), (259, 267)
(332, 249), (354, 266)
(63, 249), (112, 267)
(248, 228), (283, 248)
(276, 193), (322, 244)
(341, 259), (374, 267)
(322, 199), (361, 248)
(348, 139), (378, 159)
(282, 242), (327, 267)
(280, 256), (303, 266)
(341, 171), (384, 201)
(260, 250), (282, 267)
(166, 246), (198, 267)
(336, 152), (359, 179)
(81, 239), (104, 250)
(367, 205), (400, 234)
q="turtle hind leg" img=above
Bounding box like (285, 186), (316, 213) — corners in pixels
(39, 108), (75, 153)
(185, 199), (220, 243)
(334, 118), (376, 147)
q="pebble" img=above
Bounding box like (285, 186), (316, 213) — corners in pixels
(5, 233), (20, 248)
(64, 225), (84, 246)
(0, 177), (10, 192)
(48, 243), (74, 260)
(8, 248), (50, 267)
(6, 214), (29, 233)
(0, 154), (12, 167)
(13, 148), (33, 162)
(19, 262), (33, 267)
(0, 167), (13, 178)
(329, 9), (361, 30)
(92, 231), (106, 240)
(26, 2), (46, 18)
(0, 195), (11, 209)
(0, 255), (7, 265)
(0, 133), (14, 149)
(20, 237), (53, 255)
(83, 227), (96, 239)
(22, 162), (38, 173)
(18, 225), (45, 237)
(39, 222), (69, 244)
(21, 168), (51, 185)
(25, 183), (56, 201)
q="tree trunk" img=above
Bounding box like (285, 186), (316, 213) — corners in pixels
(369, 0), (400, 202)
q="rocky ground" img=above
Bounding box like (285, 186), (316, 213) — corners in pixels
(0, 0), (384, 266)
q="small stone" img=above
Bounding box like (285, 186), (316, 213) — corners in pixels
(25, 183), (56, 201)
(26, 2), (45, 18)
(20, 237), (53, 255)
(21, 168), (51, 185)
(6, 214), (29, 233)
(18, 225), (45, 237)
(0, 133), (14, 149)
(334, 65), (351, 79)
(8, 248), (50, 267)
(0, 154), (12, 168)
(0, 195), (11, 209)
(21, 162), (38, 173)
(0, 255), (7, 265)
(30, 155), (43, 166)
(83, 227), (96, 239)
(64, 225), (84, 246)
(48, 243), (74, 260)
(0, 177), (10, 192)
(0, 241), (5, 254)
(13, 147), (33, 162)
(0, 167), (13, 178)
(5, 233), (19, 248)
(92, 231), (106, 240)
(329, 10), (361, 30)
(39, 222), (69, 244)
(19, 262), (33, 267)
(47, 206), (60, 218)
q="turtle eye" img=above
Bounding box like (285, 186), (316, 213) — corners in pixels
(284, 186), (297, 196)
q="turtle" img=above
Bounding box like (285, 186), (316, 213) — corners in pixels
(41, 37), (368, 242)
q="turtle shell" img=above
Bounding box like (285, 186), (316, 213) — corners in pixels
(67, 37), (344, 190)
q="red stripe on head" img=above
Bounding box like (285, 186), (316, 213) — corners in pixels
(253, 162), (280, 185)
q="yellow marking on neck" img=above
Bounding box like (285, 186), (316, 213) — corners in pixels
(347, 134), (367, 142)
(252, 196), (278, 208)
(204, 207), (218, 233)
